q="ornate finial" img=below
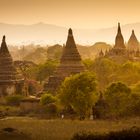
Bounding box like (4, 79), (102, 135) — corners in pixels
(2, 35), (5, 42)
(68, 28), (73, 35)
(118, 22), (121, 33)
(132, 30), (135, 34)
(118, 22), (120, 27)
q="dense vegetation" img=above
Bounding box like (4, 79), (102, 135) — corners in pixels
(1, 43), (140, 119)
(72, 127), (140, 140)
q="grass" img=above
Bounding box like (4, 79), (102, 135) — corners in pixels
(0, 117), (140, 140)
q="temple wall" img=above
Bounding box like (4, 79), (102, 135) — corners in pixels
(0, 85), (16, 96)
(20, 99), (41, 113)
(6, 85), (16, 95)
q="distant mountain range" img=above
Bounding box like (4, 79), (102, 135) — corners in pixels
(0, 22), (140, 45)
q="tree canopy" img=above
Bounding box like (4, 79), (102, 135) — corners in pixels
(59, 72), (97, 118)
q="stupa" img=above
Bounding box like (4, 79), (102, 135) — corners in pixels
(127, 30), (139, 51)
(44, 29), (85, 93)
(0, 36), (24, 96)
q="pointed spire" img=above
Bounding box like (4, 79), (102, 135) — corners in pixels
(68, 28), (73, 36)
(132, 29), (135, 35)
(60, 28), (82, 63)
(0, 35), (10, 54)
(2, 35), (6, 42)
(118, 22), (121, 34)
(114, 23), (125, 49)
(99, 49), (104, 57)
(66, 28), (76, 48)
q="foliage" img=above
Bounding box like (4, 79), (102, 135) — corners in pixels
(59, 72), (97, 119)
(40, 93), (57, 105)
(23, 47), (48, 64)
(104, 82), (131, 117)
(93, 58), (118, 90)
(126, 93), (140, 116)
(71, 127), (140, 140)
(0, 106), (20, 117)
(82, 59), (94, 71)
(5, 95), (24, 106)
(26, 60), (59, 82)
(47, 44), (63, 60)
(115, 61), (140, 85)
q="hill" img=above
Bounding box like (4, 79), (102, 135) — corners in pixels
(0, 22), (140, 45)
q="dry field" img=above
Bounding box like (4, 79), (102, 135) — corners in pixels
(0, 117), (140, 140)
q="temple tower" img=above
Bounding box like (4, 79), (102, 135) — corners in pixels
(99, 50), (104, 57)
(106, 23), (126, 57)
(57, 28), (84, 76)
(127, 30), (139, 51)
(0, 36), (24, 96)
(44, 29), (85, 93)
(103, 23), (129, 63)
(114, 23), (126, 49)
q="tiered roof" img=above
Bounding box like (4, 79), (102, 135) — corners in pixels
(57, 28), (84, 76)
(0, 36), (18, 84)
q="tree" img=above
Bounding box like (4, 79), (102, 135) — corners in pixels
(82, 59), (94, 71)
(93, 58), (118, 90)
(59, 72), (97, 119)
(26, 60), (59, 83)
(115, 61), (140, 85)
(105, 82), (131, 117)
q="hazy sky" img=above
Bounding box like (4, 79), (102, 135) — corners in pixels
(0, 0), (140, 28)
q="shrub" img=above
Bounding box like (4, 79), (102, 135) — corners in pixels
(71, 127), (140, 140)
(5, 95), (24, 106)
(40, 94), (57, 105)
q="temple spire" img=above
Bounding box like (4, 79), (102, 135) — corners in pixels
(114, 23), (125, 49)
(68, 28), (73, 35)
(127, 29), (139, 51)
(66, 28), (76, 48)
(99, 49), (104, 57)
(118, 22), (121, 34)
(132, 29), (135, 35)
(2, 35), (5, 42)
(44, 28), (85, 93)
(61, 28), (81, 62)
(0, 35), (10, 54)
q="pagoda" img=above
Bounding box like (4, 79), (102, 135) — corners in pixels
(99, 50), (104, 57)
(108, 23), (126, 55)
(127, 30), (139, 51)
(44, 29), (85, 93)
(105, 23), (128, 62)
(0, 36), (24, 96)
(114, 23), (126, 49)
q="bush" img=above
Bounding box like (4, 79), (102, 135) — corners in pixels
(71, 127), (140, 140)
(6, 95), (24, 106)
(40, 94), (57, 105)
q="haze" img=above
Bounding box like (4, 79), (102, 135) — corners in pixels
(0, 0), (140, 29)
